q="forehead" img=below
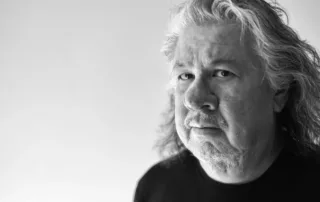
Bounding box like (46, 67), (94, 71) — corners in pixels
(174, 23), (253, 65)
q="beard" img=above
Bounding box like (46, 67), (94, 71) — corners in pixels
(176, 109), (246, 175)
(193, 140), (244, 174)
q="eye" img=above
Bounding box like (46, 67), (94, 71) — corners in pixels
(214, 70), (233, 78)
(178, 73), (194, 81)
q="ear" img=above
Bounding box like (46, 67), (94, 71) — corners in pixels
(273, 89), (288, 113)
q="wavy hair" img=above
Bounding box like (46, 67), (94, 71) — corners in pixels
(155, 0), (320, 158)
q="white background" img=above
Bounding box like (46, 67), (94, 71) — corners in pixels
(0, 0), (319, 201)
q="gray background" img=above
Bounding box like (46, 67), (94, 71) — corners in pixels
(0, 0), (319, 201)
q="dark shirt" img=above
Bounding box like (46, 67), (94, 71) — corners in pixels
(134, 147), (320, 202)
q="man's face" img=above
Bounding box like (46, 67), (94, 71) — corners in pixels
(173, 23), (278, 176)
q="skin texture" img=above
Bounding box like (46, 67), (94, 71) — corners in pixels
(173, 23), (286, 184)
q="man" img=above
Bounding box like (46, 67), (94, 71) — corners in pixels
(134, 0), (320, 201)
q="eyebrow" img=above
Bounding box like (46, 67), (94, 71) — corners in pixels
(172, 57), (237, 70)
(205, 51), (238, 66)
(207, 58), (238, 67)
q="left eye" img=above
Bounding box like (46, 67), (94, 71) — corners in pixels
(178, 73), (194, 81)
(214, 70), (232, 77)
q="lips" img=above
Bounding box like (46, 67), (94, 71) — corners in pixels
(191, 127), (222, 136)
(189, 121), (220, 129)
(184, 112), (225, 130)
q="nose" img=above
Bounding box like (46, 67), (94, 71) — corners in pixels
(184, 78), (218, 112)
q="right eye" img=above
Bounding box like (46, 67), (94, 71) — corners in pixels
(178, 73), (194, 81)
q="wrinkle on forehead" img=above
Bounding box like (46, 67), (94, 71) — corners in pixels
(173, 23), (257, 70)
(182, 23), (242, 46)
(201, 43), (238, 67)
(175, 42), (239, 68)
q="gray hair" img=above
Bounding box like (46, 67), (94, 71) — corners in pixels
(155, 0), (320, 158)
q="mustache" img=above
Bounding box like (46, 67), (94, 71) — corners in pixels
(184, 112), (227, 129)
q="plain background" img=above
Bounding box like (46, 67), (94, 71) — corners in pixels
(0, 0), (319, 201)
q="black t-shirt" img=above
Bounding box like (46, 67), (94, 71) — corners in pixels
(134, 148), (320, 202)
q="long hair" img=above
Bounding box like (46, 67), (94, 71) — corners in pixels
(155, 0), (320, 158)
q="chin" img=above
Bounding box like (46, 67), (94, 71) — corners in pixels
(192, 141), (243, 174)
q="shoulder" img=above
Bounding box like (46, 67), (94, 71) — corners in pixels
(300, 153), (320, 200)
(134, 150), (195, 201)
(301, 152), (320, 179)
(290, 151), (320, 199)
(137, 150), (194, 186)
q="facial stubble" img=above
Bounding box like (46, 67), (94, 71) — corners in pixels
(194, 137), (243, 174)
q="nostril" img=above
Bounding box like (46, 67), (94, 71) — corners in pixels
(202, 102), (216, 111)
(183, 82), (218, 111)
(184, 96), (201, 111)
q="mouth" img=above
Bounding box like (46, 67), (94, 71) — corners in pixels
(191, 127), (223, 136)
(188, 122), (220, 129)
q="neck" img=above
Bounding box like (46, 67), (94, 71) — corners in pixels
(199, 132), (284, 184)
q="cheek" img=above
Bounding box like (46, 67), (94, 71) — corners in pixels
(220, 85), (273, 148)
(174, 85), (189, 118)
(220, 98), (253, 148)
(174, 93), (188, 135)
